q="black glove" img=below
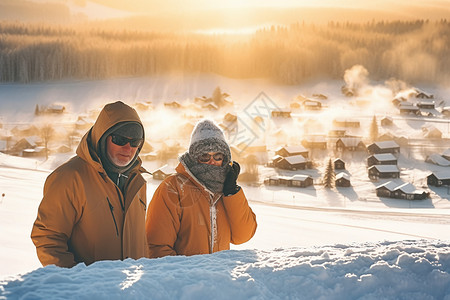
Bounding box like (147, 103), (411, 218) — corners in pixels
(223, 161), (241, 196)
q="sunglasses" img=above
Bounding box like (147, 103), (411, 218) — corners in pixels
(198, 153), (224, 163)
(110, 135), (143, 148)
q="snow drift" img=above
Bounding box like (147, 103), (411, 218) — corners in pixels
(1, 240), (449, 299)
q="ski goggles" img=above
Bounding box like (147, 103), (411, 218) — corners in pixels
(198, 152), (224, 163)
(110, 134), (143, 148)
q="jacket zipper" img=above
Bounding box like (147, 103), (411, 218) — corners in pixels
(209, 193), (221, 254)
(106, 197), (119, 236)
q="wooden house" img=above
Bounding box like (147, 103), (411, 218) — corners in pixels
(302, 135), (327, 149)
(333, 158), (345, 170)
(11, 136), (43, 155)
(289, 175), (313, 187)
(422, 126), (442, 139)
(328, 128), (347, 138)
(303, 100), (322, 110)
(380, 116), (393, 126)
(276, 155), (309, 170)
(427, 171), (450, 187)
(22, 147), (46, 157)
(269, 155), (284, 167)
(271, 109), (291, 118)
(312, 93), (327, 100)
(399, 103), (420, 115)
(335, 137), (365, 151)
(152, 165), (176, 180)
(164, 101), (182, 109)
(393, 183), (429, 200)
(332, 118), (360, 128)
(367, 141), (400, 155)
(376, 181), (398, 197)
(376, 181), (428, 200)
(368, 165), (400, 180)
(275, 146), (308, 158)
(417, 101), (435, 109)
(264, 176), (281, 186)
(367, 153), (397, 167)
(335, 172), (351, 187)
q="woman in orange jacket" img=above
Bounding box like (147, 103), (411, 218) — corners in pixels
(145, 119), (257, 257)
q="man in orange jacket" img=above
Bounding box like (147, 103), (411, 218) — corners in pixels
(31, 101), (148, 267)
(145, 119), (257, 257)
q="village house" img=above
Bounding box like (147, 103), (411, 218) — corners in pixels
(22, 147), (46, 157)
(271, 109), (291, 118)
(264, 174), (313, 188)
(376, 181), (429, 200)
(367, 153), (397, 167)
(333, 158), (345, 170)
(312, 93), (327, 100)
(268, 155), (284, 167)
(275, 146), (308, 158)
(422, 125), (442, 139)
(427, 171), (450, 187)
(328, 128), (346, 138)
(10, 136), (43, 156)
(367, 141), (400, 155)
(276, 155), (310, 170)
(335, 172), (351, 187)
(302, 135), (327, 149)
(380, 116), (393, 126)
(35, 104), (66, 115)
(289, 175), (314, 187)
(303, 100), (322, 110)
(399, 103), (420, 115)
(335, 137), (365, 151)
(417, 101), (435, 109)
(164, 101), (182, 109)
(414, 89), (434, 99)
(152, 165), (176, 180)
(368, 165), (400, 180)
(332, 118), (360, 128)
(425, 154), (450, 167)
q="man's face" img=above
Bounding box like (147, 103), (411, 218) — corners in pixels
(106, 135), (140, 167)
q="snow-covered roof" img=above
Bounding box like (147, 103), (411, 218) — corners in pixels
(376, 181), (399, 191)
(372, 153), (397, 161)
(338, 137), (363, 147)
(336, 172), (350, 180)
(284, 155), (307, 164)
(370, 165), (399, 173)
(430, 171), (450, 180)
(373, 141), (399, 149)
(395, 182), (420, 194)
(278, 145), (308, 154)
(291, 174), (311, 181)
(425, 154), (450, 167)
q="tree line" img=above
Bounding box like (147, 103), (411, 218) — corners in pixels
(0, 19), (449, 84)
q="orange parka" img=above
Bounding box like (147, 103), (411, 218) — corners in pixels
(31, 101), (148, 267)
(145, 162), (257, 258)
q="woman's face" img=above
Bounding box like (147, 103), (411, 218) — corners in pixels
(197, 152), (224, 167)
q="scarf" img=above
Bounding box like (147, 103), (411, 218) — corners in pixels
(179, 152), (227, 194)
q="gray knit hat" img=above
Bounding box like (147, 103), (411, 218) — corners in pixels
(188, 119), (231, 164)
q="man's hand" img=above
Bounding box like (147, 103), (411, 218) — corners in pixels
(223, 161), (241, 196)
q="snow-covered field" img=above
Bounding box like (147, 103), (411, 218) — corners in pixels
(0, 73), (449, 298)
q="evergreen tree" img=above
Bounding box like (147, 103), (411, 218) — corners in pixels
(323, 158), (335, 188)
(369, 115), (378, 142)
(212, 86), (223, 107)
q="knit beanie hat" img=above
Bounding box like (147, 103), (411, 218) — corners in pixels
(188, 119), (231, 165)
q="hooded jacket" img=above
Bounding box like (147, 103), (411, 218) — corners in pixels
(145, 162), (257, 258)
(31, 101), (148, 267)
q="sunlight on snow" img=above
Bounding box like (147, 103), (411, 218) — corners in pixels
(120, 265), (144, 290)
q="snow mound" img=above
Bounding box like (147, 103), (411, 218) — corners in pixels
(1, 240), (449, 299)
